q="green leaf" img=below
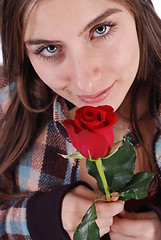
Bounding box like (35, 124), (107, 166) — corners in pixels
(102, 139), (123, 159)
(73, 204), (100, 240)
(58, 151), (84, 159)
(87, 140), (136, 194)
(119, 172), (154, 201)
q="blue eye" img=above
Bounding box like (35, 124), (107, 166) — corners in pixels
(42, 45), (58, 56)
(33, 44), (64, 62)
(93, 25), (110, 38)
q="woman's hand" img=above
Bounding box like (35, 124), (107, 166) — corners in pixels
(61, 185), (124, 239)
(110, 210), (161, 240)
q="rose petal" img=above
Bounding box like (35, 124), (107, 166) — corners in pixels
(63, 119), (80, 133)
(74, 106), (96, 130)
(80, 119), (105, 131)
(75, 107), (108, 131)
(63, 121), (108, 159)
(77, 130), (108, 159)
(98, 105), (117, 125)
(94, 126), (114, 155)
(63, 105), (117, 159)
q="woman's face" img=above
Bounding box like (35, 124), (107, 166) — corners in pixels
(25, 0), (140, 111)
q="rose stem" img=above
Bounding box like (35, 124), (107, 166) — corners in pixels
(95, 158), (110, 199)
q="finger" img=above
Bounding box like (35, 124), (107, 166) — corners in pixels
(98, 200), (124, 217)
(96, 218), (111, 237)
(110, 231), (136, 240)
(100, 227), (110, 237)
(72, 186), (125, 218)
(96, 201), (124, 237)
(71, 185), (105, 200)
(111, 216), (141, 237)
(111, 216), (157, 238)
(96, 215), (113, 229)
(120, 210), (158, 220)
(110, 192), (120, 201)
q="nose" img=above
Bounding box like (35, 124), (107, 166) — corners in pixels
(70, 50), (102, 93)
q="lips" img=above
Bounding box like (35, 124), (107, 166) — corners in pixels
(77, 82), (115, 104)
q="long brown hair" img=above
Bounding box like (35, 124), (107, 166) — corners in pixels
(0, 0), (161, 201)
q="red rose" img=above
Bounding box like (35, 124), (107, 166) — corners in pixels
(63, 105), (117, 159)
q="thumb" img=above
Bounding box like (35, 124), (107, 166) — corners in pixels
(71, 185), (106, 201)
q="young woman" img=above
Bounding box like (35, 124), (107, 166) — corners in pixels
(0, 0), (160, 239)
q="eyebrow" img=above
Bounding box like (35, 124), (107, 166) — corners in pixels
(80, 8), (122, 35)
(25, 8), (122, 46)
(25, 39), (60, 46)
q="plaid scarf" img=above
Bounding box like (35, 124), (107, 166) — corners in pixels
(0, 80), (80, 239)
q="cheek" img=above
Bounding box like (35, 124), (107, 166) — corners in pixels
(102, 34), (140, 81)
(29, 58), (68, 90)
(108, 44), (139, 75)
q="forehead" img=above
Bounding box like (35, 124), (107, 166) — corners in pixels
(24, 0), (130, 40)
(26, 0), (126, 17)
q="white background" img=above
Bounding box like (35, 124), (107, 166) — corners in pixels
(0, 0), (160, 63)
